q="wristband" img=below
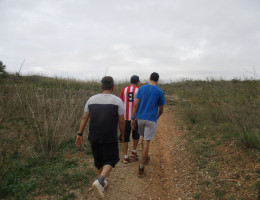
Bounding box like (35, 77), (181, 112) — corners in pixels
(77, 133), (83, 136)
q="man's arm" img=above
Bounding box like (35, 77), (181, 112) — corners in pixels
(157, 105), (164, 119)
(131, 98), (139, 129)
(75, 112), (89, 148)
(118, 115), (125, 141)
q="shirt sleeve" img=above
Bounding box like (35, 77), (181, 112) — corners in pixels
(118, 99), (125, 116)
(158, 91), (165, 105)
(84, 99), (90, 112)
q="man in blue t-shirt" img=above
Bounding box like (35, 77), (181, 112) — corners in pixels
(131, 72), (165, 178)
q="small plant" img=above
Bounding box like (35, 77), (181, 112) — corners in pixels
(187, 103), (198, 124)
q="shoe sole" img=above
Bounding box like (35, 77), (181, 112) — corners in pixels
(92, 182), (104, 199)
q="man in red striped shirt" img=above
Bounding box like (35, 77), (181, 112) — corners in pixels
(120, 75), (140, 164)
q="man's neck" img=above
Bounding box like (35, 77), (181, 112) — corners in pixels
(102, 90), (113, 94)
(149, 80), (157, 86)
(131, 83), (138, 87)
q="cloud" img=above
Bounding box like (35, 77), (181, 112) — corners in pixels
(0, 0), (259, 81)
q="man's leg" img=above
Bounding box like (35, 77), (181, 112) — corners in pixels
(140, 140), (150, 165)
(138, 120), (156, 178)
(100, 164), (112, 178)
(133, 139), (139, 151)
(95, 167), (103, 177)
(123, 142), (129, 160)
(118, 133), (122, 143)
(131, 120), (139, 159)
(138, 140), (150, 178)
(139, 136), (143, 151)
(123, 121), (131, 163)
(93, 165), (112, 199)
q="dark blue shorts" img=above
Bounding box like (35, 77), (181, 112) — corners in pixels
(90, 142), (120, 169)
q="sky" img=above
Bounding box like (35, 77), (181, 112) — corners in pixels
(0, 0), (260, 82)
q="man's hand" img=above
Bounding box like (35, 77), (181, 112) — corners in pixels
(75, 135), (83, 148)
(76, 112), (89, 148)
(131, 119), (136, 130)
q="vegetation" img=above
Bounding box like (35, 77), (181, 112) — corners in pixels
(160, 79), (260, 199)
(0, 74), (259, 199)
(0, 75), (100, 199)
(0, 60), (6, 73)
(0, 60), (8, 78)
(160, 79), (260, 150)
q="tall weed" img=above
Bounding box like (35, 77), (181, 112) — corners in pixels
(15, 85), (89, 158)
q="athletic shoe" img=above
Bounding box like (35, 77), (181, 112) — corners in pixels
(130, 151), (139, 159)
(123, 156), (129, 164)
(145, 156), (150, 165)
(138, 166), (144, 178)
(92, 180), (104, 199)
(104, 179), (108, 189)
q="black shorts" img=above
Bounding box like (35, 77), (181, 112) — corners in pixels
(90, 142), (120, 169)
(124, 120), (140, 143)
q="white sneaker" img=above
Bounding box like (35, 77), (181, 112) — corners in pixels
(92, 180), (104, 199)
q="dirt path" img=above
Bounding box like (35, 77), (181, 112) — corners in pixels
(84, 108), (198, 200)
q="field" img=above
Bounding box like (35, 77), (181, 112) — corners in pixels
(0, 74), (259, 199)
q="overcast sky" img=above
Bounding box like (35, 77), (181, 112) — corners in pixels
(0, 0), (259, 82)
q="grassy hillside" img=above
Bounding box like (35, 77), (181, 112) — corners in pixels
(160, 79), (260, 150)
(0, 75), (103, 199)
(160, 79), (260, 199)
(0, 74), (259, 199)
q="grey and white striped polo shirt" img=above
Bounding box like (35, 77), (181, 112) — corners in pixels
(84, 93), (124, 143)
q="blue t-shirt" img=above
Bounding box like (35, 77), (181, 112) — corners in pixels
(135, 84), (165, 122)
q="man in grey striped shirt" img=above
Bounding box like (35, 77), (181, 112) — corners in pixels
(75, 76), (125, 199)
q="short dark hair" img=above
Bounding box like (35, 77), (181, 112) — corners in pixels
(150, 72), (159, 82)
(101, 76), (114, 90)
